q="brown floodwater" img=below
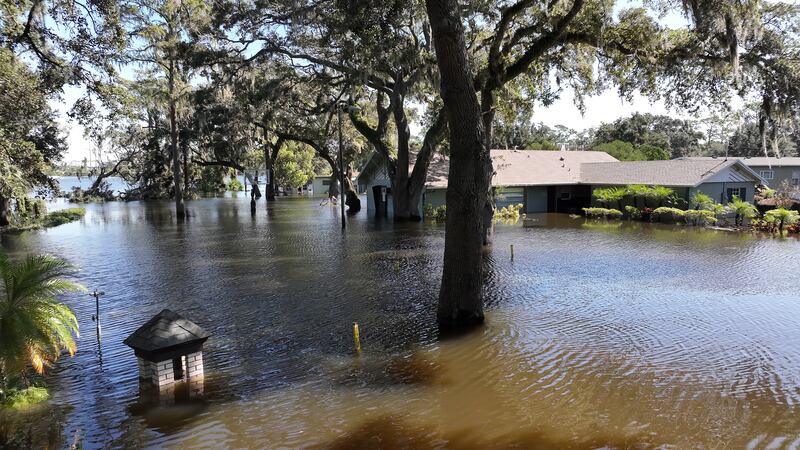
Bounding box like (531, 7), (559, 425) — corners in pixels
(1, 196), (800, 449)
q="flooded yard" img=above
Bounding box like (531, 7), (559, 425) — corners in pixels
(1, 196), (799, 448)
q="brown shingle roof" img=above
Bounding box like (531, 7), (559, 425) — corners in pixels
(425, 150), (618, 188)
(123, 309), (210, 353)
(579, 159), (749, 187)
(682, 156), (800, 167)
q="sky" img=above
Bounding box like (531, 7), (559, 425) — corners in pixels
(53, 0), (694, 165)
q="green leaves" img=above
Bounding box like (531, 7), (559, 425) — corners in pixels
(0, 253), (84, 376)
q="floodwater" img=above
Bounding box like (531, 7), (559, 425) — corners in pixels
(1, 197), (800, 449)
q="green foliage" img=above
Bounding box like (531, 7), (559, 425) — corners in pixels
(424, 204), (447, 223)
(274, 143), (315, 188)
(764, 208), (800, 231)
(591, 141), (669, 161)
(760, 187), (776, 199)
(592, 187), (627, 206)
(0, 254), (84, 377)
(727, 197), (758, 226)
(624, 205), (642, 219)
(684, 209), (718, 226)
(652, 207), (686, 222)
(2, 386), (49, 409)
(196, 167), (228, 193)
(0, 49), (64, 206)
(494, 203), (524, 222)
(583, 207), (623, 220)
(592, 113), (703, 158)
(228, 178), (244, 191)
(44, 209), (86, 227)
(690, 192), (715, 210)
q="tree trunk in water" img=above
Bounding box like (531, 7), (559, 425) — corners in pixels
(0, 195), (10, 226)
(182, 137), (189, 194)
(264, 137), (276, 201)
(426, 0), (492, 329)
(168, 59), (185, 219)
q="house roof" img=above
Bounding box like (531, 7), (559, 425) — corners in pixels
(425, 149), (618, 188)
(580, 159), (762, 187)
(123, 309), (210, 353)
(680, 156), (800, 167)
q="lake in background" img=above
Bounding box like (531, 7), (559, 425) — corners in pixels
(1, 197), (799, 448)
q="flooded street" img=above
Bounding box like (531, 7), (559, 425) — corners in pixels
(2, 196), (800, 448)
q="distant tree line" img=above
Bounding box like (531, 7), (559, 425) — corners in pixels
(492, 112), (800, 161)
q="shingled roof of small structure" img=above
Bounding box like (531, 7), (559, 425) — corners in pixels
(123, 309), (209, 353)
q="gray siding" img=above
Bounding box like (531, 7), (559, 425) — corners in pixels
(525, 187), (548, 213)
(690, 182), (757, 204)
(748, 165), (800, 188)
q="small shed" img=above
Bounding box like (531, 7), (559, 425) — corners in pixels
(124, 309), (210, 392)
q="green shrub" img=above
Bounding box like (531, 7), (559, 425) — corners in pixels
(652, 207), (685, 222)
(2, 387), (49, 409)
(684, 209), (718, 226)
(494, 203), (524, 222)
(43, 208), (86, 227)
(624, 205), (641, 220)
(424, 204), (447, 223)
(583, 207), (623, 220)
(228, 178), (244, 191)
(764, 208), (800, 231)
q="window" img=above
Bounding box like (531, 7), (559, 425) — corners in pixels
(322, 180), (331, 186)
(793, 171), (800, 186)
(726, 187), (747, 202)
(760, 170), (775, 180)
(173, 356), (184, 380)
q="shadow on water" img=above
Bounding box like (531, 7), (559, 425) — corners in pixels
(322, 414), (648, 450)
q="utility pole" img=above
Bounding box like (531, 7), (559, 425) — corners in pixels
(90, 290), (105, 340)
(338, 105), (346, 230)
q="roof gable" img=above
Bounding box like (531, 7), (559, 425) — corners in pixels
(124, 309), (210, 353)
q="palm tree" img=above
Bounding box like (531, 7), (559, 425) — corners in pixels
(690, 192), (714, 210)
(764, 208), (800, 232)
(0, 254), (84, 381)
(727, 196), (759, 227)
(592, 187), (627, 210)
(648, 186), (675, 207)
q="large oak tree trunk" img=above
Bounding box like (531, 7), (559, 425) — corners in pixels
(0, 195), (10, 227)
(426, 0), (493, 329)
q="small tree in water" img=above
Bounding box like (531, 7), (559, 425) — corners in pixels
(0, 254), (84, 384)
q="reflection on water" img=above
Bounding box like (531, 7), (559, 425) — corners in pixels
(2, 200), (800, 448)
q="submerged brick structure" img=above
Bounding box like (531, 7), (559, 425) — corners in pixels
(124, 309), (210, 393)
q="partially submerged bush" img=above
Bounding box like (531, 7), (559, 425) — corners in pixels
(494, 203), (524, 222)
(652, 207), (685, 222)
(228, 178), (244, 191)
(764, 208), (800, 232)
(624, 205), (641, 219)
(684, 209), (718, 226)
(44, 208), (86, 227)
(424, 204), (447, 223)
(583, 207), (623, 220)
(1, 387), (49, 409)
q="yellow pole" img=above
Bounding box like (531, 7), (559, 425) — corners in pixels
(353, 322), (362, 354)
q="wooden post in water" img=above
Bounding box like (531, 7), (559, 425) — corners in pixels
(353, 322), (362, 354)
(90, 290), (105, 341)
(510, 245), (514, 260)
